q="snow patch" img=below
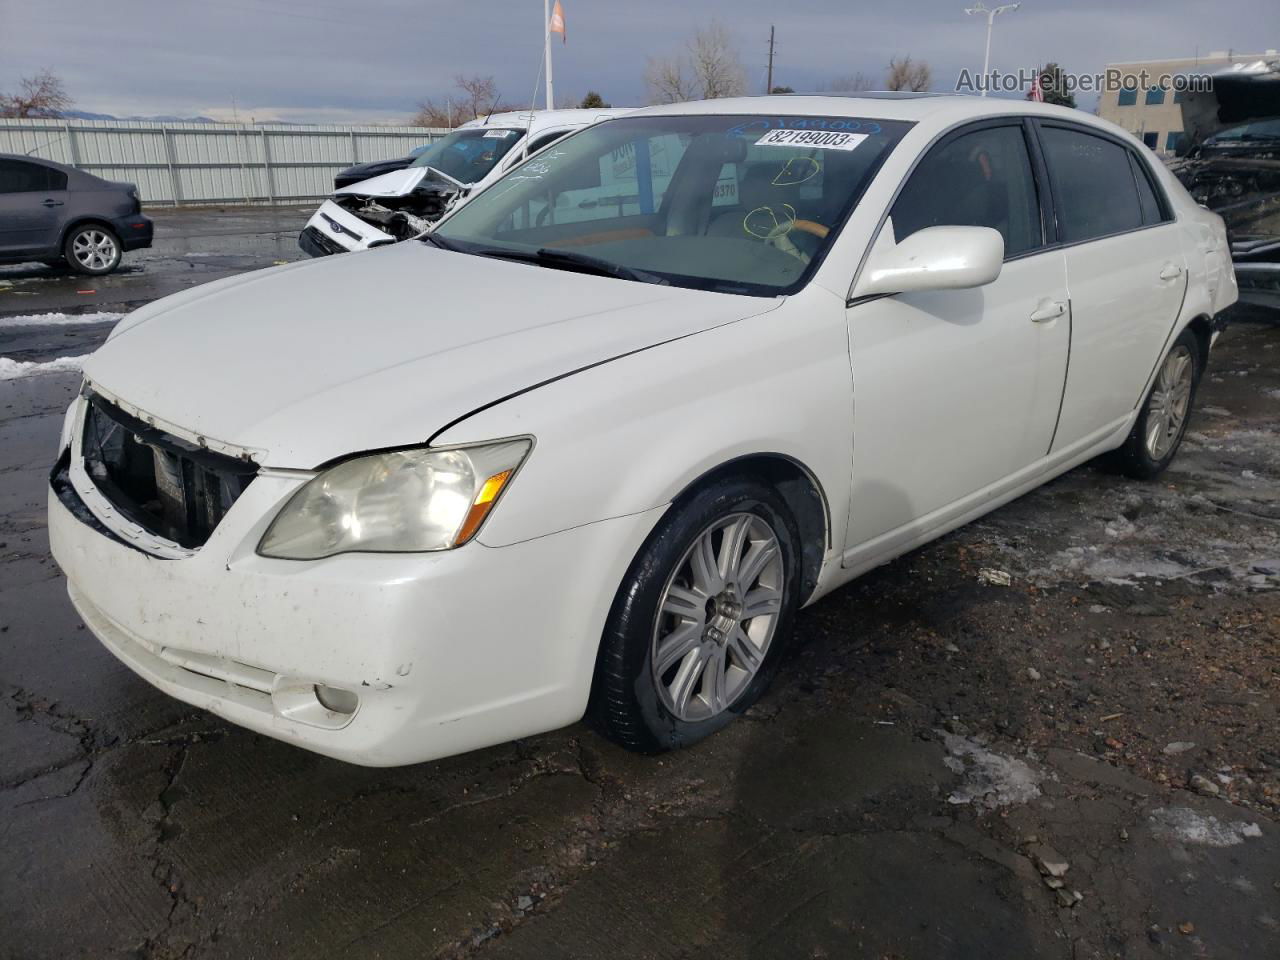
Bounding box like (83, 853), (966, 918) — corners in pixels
(0, 311), (123, 329)
(0, 356), (87, 381)
(1149, 807), (1264, 847)
(941, 732), (1043, 808)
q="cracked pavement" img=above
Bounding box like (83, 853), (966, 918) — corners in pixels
(1, 216), (1278, 958)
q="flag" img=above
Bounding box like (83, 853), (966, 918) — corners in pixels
(549, 1), (566, 43)
(1030, 67), (1045, 102)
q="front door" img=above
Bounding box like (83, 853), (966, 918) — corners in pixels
(0, 159), (66, 256)
(843, 121), (1070, 554)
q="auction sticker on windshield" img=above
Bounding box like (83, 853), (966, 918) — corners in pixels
(755, 129), (868, 151)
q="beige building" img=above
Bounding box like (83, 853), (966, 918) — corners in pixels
(1098, 50), (1278, 155)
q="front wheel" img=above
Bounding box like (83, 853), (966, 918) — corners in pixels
(64, 225), (122, 276)
(1110, 327), (1202, 479)
(589, 477), (802, 753)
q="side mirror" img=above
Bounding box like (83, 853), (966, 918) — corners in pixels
(851, 222), (1005, 299)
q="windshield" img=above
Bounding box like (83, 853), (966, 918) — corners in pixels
(409, 127), (524, 183)
(1206, 117), (1280, 143)
(433, 114), (911, 295)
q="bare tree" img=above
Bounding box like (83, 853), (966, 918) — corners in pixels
(412, 99), (453, 128)
(822, 72), (875, 93)
(645, 21), (745, 104)
(645, 56), (699, 104)
(885, 57), (932, 93)
(455, 74), (498, 120)
(412, 74), (503, 128)
(0, 70), (73, 118)
(689, 22), (745, 99)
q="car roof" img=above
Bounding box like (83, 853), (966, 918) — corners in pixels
(0, 151), (112, 188)
(459, 107), (636, 133)
(0, 152), (71, 168)
(629, 93), (1098, 129)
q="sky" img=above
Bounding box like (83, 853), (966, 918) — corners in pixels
(1, 0), (1274, 123)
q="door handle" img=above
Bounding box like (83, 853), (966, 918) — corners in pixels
(1030, 299), (1068, 323)
(1158, 262), (1183, 281)
(41, 198), (64, 207)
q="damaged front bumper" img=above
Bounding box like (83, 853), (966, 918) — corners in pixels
(48, 397), (657, 766)
(300, 200), (396, 256)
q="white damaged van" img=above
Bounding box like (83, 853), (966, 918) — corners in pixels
(299, 108), (634, 256)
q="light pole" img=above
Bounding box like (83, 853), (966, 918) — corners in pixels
(964, 2), (1020, 96)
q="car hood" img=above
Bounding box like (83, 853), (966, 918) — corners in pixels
(333, 167), (462, 199)
(85, 242), (774, 468)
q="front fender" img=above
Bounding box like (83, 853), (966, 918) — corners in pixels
(432, 287), (853, 550)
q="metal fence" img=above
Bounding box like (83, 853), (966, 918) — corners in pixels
(0, 118), (451, 207)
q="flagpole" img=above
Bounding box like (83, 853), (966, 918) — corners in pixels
(544, 0), (555, 109)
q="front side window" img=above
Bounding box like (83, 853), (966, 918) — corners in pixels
(890, 124), (1043, 258)
(409, 127), (523, 184)
(435, 114), (912, 295)
(0, 160), (51, 194)
(1039, 126), (1144, 243)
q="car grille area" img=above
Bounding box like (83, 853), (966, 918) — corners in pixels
(80, 395), (257, 549)
(299, 224), (347, 256)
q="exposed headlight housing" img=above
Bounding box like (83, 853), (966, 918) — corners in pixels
(258, 438), (531, 560)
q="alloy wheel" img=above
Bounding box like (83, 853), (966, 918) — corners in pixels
(71, 229), (119, 272)
(1144, 344), (1194, 460)
(651, 512), (784, 722)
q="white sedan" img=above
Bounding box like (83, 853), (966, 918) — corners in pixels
(50, 95), (1236, 765)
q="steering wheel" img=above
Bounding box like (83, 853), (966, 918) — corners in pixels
(743, 205), (826, 264)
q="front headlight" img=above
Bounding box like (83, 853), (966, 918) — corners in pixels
(258, 438), (531, 560)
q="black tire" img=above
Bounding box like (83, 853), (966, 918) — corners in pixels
(588, 476), (802, 753)
(63, 224), (122, 276)
(1109, 327), (1202, 480)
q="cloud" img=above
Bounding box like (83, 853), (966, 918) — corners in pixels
(1, 0), (1270, 122)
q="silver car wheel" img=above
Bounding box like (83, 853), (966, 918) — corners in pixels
(1144, 344), (1193, 460)
(71, 229), (119, 272)
(651, 512), (784, 722)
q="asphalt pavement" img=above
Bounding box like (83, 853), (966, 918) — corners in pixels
(1, 208), (1277, 959)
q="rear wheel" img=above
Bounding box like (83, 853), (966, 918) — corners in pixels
(64, 225), (122, 275)
(589, 477), (801, 753)
(1111, 327), (1201, 479)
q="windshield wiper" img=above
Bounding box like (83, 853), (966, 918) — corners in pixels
(419, 232), (457, 251)
(531, 247), (668, 285)
(453, 245), (668, 285)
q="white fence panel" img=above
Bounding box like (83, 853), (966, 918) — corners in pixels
(0, 118), (449, 207)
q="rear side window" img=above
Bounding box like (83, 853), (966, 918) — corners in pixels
(1039, 126), (1143, 242)
(1129, 153), (1168, 225)
(0, 159), (53, 193)
(46, 168), (68, 190)
(891, 124), (1043, 258)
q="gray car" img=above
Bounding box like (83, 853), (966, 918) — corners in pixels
(0, 154), (153, 275)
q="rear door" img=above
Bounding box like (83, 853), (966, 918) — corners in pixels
(843, 120), (1071, 552)
(0, 159), (67, 256)
(1035, 122), (1187, 450)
